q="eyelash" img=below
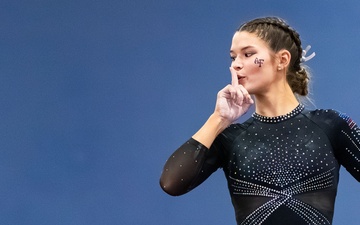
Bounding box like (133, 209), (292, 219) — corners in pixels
(230, 53), (255, 61)
(245, 53), (254, 57)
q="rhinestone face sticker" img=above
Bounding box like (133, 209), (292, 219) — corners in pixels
(254, 57), (265, 67)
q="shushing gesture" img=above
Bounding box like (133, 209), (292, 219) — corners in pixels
(214, 67), (254, 125)
(192, 67), (254, 148)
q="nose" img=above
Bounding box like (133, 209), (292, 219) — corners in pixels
(231, 57), (243, 70)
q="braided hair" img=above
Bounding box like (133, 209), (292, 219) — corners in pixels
(237, 17), (310, 96)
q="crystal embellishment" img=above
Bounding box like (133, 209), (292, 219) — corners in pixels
(252, 104), (305, 123)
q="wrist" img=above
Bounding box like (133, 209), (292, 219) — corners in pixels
(209, 112), (231, 135)
(192, 113), (229, 149)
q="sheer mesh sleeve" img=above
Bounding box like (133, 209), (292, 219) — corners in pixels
(160, 138), (220, 196)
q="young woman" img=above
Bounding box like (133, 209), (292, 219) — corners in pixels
(159, 17), (360, 225)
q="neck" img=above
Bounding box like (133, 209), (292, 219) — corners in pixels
(254, 84), (299, 117)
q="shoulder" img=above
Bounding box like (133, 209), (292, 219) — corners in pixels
(303, 108), (340, 118)
(224, 117), (254, 135)
(302, 108), (355, 130)
(214, 118), (254, 144)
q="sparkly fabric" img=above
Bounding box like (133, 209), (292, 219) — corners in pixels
(160, 106), (360, 225)
(252, 104), (305, 123)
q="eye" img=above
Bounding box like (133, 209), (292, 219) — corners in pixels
(230, 56), (236, 61)
(245, 53), (255, 57)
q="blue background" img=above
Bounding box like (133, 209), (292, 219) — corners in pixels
(1, 0), (360, 224)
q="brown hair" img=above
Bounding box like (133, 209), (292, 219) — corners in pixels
(237, 17), (310, 96)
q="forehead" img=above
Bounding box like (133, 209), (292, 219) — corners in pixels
(230, 31), (270, 51)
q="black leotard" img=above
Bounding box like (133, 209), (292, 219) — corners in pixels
(160, 105), (360, 225)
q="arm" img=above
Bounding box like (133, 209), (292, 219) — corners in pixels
(159, 138), (217, 196)
(160, 68), (253, 196)
(333, 112), (360, 181)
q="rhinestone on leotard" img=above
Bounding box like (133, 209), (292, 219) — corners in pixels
(252, 104), (305, 123)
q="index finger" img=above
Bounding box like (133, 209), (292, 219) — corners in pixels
(229, 67), (238, 87)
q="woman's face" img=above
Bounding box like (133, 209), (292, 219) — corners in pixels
(230, 31), (279, 95)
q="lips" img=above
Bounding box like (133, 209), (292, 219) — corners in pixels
(238, 75), (245, 82)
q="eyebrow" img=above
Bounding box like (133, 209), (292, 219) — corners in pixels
(230, 45), (256, 54)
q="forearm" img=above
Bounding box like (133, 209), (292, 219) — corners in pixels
(160, 114), (227, 196)
(160, 138), (214, 196)
(192, 112), (230, 148)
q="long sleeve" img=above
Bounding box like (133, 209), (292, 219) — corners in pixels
(332, 112), (360, 181)
(160, 138), (220, 196)
(306, 109), (360, 182)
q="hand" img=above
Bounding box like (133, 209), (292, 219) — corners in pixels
(214, 67), (254, 126)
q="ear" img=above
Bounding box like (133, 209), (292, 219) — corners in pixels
(276, 49), (291, 70)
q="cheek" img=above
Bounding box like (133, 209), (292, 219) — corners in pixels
(253, 57), (265, 68)
(252, 56), (274, 73)
(246, 58), (266, 74)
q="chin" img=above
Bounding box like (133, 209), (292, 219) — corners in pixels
(242, 84), (251, 92)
